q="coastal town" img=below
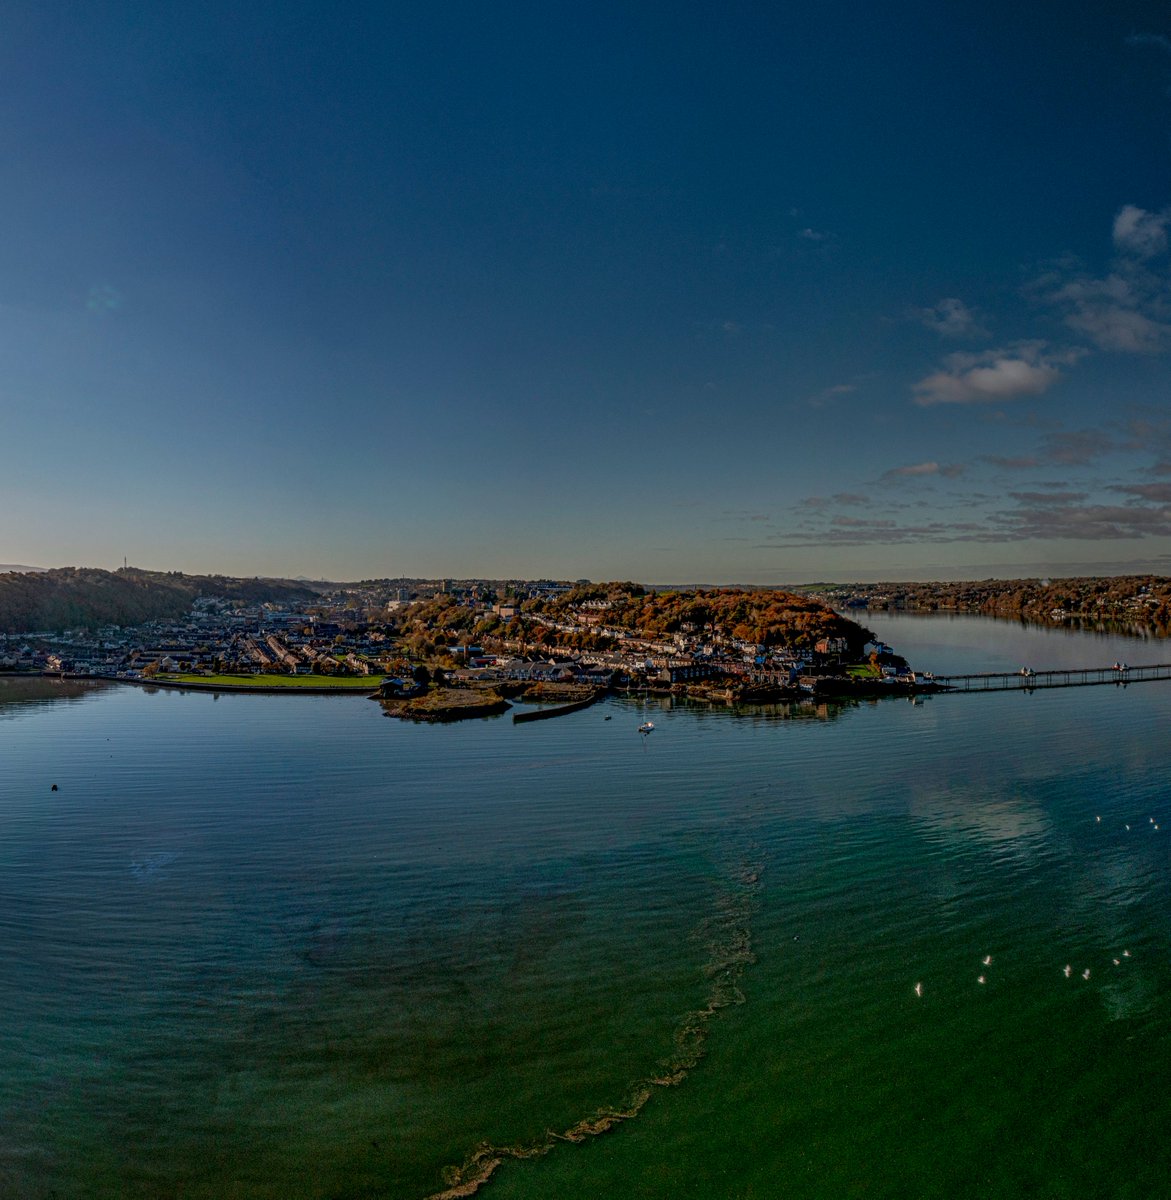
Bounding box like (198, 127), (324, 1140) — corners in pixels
(0, 572), (923, 715)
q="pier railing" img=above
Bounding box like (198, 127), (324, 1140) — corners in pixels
(932, 663), (1171, 693)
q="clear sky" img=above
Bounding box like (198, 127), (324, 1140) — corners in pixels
(5, 0), (1171, 582)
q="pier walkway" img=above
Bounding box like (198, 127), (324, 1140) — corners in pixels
(932, 663), (1171, 693)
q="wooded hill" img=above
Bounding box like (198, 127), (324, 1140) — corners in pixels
(817, 576), (1171, 633)
(0, 568), (319, 634)
(540, 583), (873, 651)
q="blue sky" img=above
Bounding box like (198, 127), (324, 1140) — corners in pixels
(5, 0), (1171, 582)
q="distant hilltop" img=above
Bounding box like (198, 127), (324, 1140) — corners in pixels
(0, 564), (46, 573)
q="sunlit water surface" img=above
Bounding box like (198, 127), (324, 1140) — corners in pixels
(5, 615), (1171, 1198)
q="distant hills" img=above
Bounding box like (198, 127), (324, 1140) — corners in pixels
(0, 567), (320, 634)
(0, 564), (46, 573)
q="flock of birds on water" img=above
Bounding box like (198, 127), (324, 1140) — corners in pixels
(912, 811), (1160, 999)
(912, 948), (1135, 998)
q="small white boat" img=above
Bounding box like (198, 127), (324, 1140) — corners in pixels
(638, 721), (655, 734)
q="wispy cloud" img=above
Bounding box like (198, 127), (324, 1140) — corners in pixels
(915, 297), (989, 339)
(1110, 482), (1171, 501)
(719, 509), (772, 522)
(801, 492), (870, 509)
(913, 342), (1076, 406)
(1039, 428), (1115, 465)
(881, 460), (965, 480)
(808, 381), (856, 408)
(1036, 204), (1171, 353)
(1000, 502), (1171, 540)
(1113, 204), (1171, 257)
(1125, 33), (1171, 54)
(831, 515), (897, 529)
(983, 454), (1042, 469)
(1048, 272), (1171, 352)
(1007, 491), (1088, 504)
(768, 494), (1171, 548)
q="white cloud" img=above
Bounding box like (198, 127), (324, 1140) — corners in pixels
(917, 297), (988, 339)
(913, 342), (1074, 406)
(1036, 205), (1171, 354)
(1112, 204), (1171, 258)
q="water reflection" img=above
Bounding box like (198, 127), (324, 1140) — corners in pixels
(864, 610), (1171, 676)
(0, 676), (110, 719)
(908, 783), (1052, 853)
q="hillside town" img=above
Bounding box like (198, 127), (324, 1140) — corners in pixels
(0, 576), (917, 701)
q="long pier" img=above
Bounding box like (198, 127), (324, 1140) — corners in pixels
(932, 663), (1171, 693)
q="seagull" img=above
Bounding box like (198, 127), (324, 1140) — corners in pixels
(1095, 815), (1101, 822)
(1123, 950), (1131, 958)
(1082, 969), (1091, 980)
(1063, 964), (1072, 977)
(977, 975), (986, 985)
(1126, 824), (1131, 831)
(982, 955), (993, 966)
(914, 982), (923, 997)
(1113, 958), (1121, 966)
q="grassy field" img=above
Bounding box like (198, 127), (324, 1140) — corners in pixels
(846, 663), (881, 679)
(154, 673), (383, 689)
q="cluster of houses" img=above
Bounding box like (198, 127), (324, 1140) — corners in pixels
(0, 594), (397, 680)
(433, 624), (869, 694)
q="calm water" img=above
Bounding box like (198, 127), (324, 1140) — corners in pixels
(5, 616), (1171, 1198)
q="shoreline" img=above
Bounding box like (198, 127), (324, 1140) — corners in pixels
(105, 675), (383, 695)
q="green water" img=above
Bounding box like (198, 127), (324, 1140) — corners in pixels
(4, 616), (1171, 1197)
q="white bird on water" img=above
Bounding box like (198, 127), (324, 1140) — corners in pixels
(1113, 958), (1121, 966)
(1123, 950), (1131, 958)
(982, 955), (993, 966)
(1082, 968), (1091, 980)
(914, 982), (923, 998)
(1063, 964), (1072, 977)
(977, 975), (986, 985)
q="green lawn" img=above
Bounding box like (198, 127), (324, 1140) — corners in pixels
(846, 663), (881, 679)
(154, 673), (383, 689)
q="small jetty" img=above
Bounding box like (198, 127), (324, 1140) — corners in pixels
(512, 693), (600, 723)
(933, 663), (1171, 693)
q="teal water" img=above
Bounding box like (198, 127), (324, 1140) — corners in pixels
(4, 616), (1171, 1198)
